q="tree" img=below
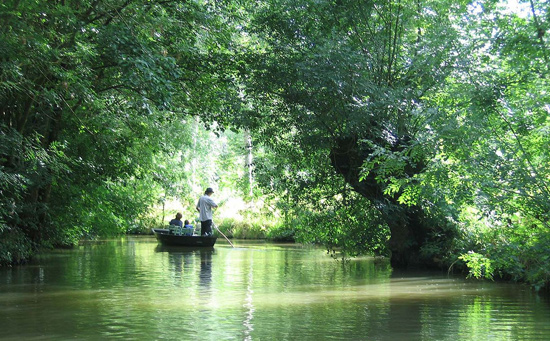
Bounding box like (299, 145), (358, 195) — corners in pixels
(424, 0), (550, 287)
(239, 0), (467, 267)
(0, 0), (240, 261)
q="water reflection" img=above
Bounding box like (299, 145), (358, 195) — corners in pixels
(1, 237), (549, 340)
(199, 248), (213, 291)
(243, 259), (255, 341)
(154, 245), (214, 291)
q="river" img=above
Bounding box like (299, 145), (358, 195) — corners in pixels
(1, 236), (549, 340)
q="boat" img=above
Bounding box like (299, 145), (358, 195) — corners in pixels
(151, 228), (217, 247)
(154, 244), (214, 253)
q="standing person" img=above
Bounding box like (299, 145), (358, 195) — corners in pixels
(196, 187), (218, 236)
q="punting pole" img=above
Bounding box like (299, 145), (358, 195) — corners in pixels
(213, 223), (235, 248)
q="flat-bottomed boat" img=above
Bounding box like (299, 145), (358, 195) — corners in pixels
(151, 228), (217, 247)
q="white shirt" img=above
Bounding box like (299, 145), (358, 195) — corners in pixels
(196, 194), (217, 221)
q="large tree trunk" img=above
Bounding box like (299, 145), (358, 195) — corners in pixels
(330, 136), (432, 268)
(385, 204), (429, 268)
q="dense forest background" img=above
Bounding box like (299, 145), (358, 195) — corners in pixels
(1, 0), (549, 290)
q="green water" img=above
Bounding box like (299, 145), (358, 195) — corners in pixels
(1, 236), (549, 340)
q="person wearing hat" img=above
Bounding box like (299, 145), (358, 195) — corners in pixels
(195, 187), (218, 236)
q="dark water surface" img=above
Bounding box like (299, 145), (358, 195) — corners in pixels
(1, 237), (549, 340)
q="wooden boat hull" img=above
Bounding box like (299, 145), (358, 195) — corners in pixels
(152, 228), (217, 247)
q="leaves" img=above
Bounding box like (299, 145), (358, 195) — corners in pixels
(459, 251), (495, 280)
(0, 0), (243, 260)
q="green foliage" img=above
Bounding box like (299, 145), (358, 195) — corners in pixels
(417, 0), (550, 288)
(265, 223), (296, 242)
(293, 194), (390, 259)
(0, 227), (33, 266)
(2, 0), (550, 292)
(253, 137), (390, 255)
(237, 0), (469, 266)
(459, 252), (495, 280)
(0, 0), (242, 263)
(217, 217), (269, 239)
(451, 209), (550, 290)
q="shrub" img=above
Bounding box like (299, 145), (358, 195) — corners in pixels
(265, 223), (296, 242)
(216, 217), (269, 239)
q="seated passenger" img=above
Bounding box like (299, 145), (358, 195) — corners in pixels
(183, 220), (194, 236)
(169, 213), (183, 227)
